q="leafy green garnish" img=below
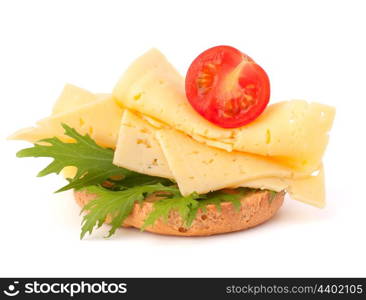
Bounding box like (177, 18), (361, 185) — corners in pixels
(142, 189), (248, 231)
(197, 189), (249, 212)
(107, 173), (172, 190)
(17, 124), (140, 192)
(142, 192), (200, 230)
(80, 184), (179, 239)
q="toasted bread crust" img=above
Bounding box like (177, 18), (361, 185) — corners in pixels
(74, 189), (285, 236)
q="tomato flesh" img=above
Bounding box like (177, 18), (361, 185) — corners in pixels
(185, 46), (270, 128)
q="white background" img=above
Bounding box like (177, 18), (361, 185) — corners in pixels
(1, 0), (365, 277)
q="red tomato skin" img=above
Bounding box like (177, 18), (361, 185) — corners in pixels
(185, 45), (270, 128)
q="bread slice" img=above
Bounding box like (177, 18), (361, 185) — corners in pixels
(74, 189), (285, 236)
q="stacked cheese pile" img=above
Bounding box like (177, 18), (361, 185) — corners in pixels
(11, 49), (335, 208)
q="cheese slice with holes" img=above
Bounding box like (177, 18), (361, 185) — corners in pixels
(113, 110), (174, 178)
(155, 128), (307, 196)
(113, 48), (335, 172)
(113, 48), (234, 140)
(233, 101), (335, 171)
(113, 111), (323, 206)
(9, 95), (123, 149)
(54, 86), (111, 179)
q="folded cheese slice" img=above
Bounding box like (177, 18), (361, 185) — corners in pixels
(236, 166), (325, 207)
(113, 48), (335, 172)
(113, 110), (324, 206)
(9, 94), (123, 149)
(233, 101), (335, 171)
(287, 167), (325, 208)
(155, 129), (309, 195)
(113, 49), (234, 140)
(236, 177), (289, 192)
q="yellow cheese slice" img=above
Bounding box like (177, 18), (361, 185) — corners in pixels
(112, 111), (322, 205)
(140, 114), (165, 129)
(237, 177), (290, 192)
(10, 95), (123, 149)
(52, 84), (97, 114)
(192, 133), (233, 152)
(9, 126), (55, 144)
(236, 166), (325, 207)
(61, 166), (78, 179)
(113, 110), (174, 178)
(112, 48), (335, 172)
(113, 48), (234, 140)
(155, 128), (306, 196)
(54, 86), (112, 179)
(233, 101), (335, 171)
(287, 167), (325, 208)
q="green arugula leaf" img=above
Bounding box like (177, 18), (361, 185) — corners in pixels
(80, 184), (179, 239)
(142, 188), (249, 231)
(141, 192), (200, 230)
(16, 124), (137, 192)
(107, 173), (173, 190)
(197, 189), (248, 213)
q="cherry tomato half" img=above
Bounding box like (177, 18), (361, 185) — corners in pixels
(185, 45), (270, 128)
